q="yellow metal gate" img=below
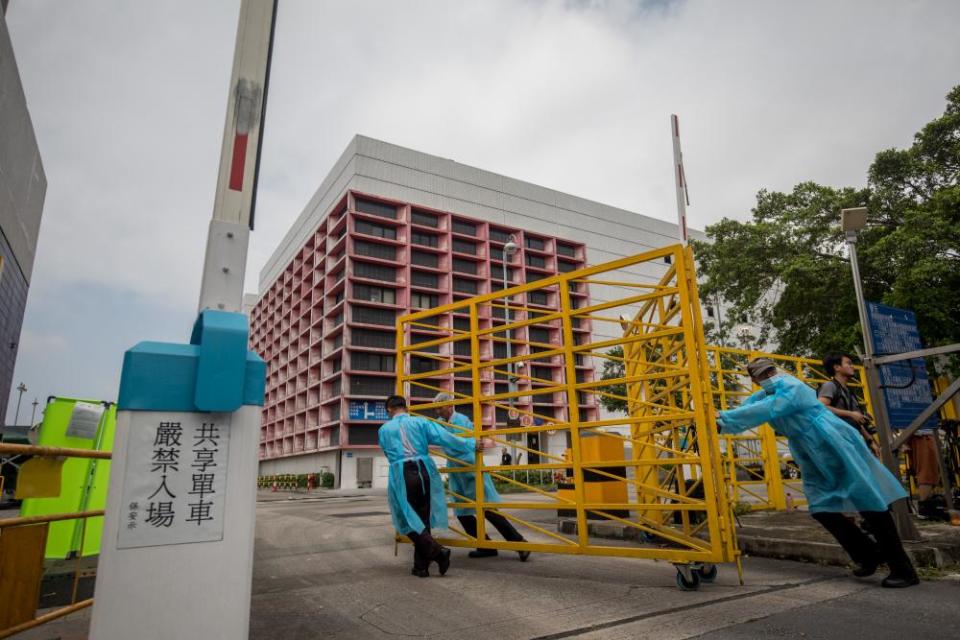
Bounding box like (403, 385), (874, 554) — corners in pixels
(396, 245), (738, 587)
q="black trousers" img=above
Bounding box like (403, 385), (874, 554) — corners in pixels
(458, 511), (525, 547)
(812, 510), (916, 578)
(403, 460), (444, 570)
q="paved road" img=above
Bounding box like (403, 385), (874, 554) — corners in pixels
(18, 491), (959, 639)
(249, 493), (959, 640)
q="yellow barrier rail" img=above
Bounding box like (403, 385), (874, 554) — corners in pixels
(397, 244), (739, 589)
(0, 443), (109, 638)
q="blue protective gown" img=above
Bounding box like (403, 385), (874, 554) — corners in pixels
(440, 411), (502, 517)
(378, 412), (476, 534)
(718, 373), (907, 513)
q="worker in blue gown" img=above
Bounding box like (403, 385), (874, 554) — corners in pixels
(378, 395), (478, 577)
(717, 358), (918, 588)
(434, 393), (531, 561)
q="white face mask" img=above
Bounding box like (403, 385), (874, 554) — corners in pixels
(758, 374), (782, 390)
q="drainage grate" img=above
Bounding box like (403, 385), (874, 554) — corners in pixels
(328, 511), (391, 518)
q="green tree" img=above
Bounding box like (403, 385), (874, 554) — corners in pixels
(598, 346), (627, 413)
(692, 86), (960, 363)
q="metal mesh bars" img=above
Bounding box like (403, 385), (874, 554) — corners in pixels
(706, 346), (875, 511)
(396, 244), (738, 565)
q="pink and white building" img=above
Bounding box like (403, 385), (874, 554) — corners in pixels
(250, 136), (706, 488)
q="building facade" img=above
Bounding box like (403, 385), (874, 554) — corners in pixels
(251, 135), (707, 488)
(1, 6), (46, 424)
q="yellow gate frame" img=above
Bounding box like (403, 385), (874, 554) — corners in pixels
(396, 244), (739, 589)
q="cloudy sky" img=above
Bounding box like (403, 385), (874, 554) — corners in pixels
(5, 0), (959, 420)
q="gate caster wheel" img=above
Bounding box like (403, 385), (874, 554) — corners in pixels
(676, 567), (701, 591)
(696, 564), (718, 583)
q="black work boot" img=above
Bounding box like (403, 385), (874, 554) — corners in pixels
(882, 572), (920, 588)
(436, 547), (451, 576)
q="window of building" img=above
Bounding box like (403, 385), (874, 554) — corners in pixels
(525, 254), (546, 269)
(531, 366), (553, 382)
(355, 198), (397, 219)
(329, 403), (340, 422)
(528, 291), (549, 306)
(351, 376), (396, 396)
(452, 258), (478, 274)
(528, 327), (551, 344)
(410, 336), (439, 353)
(330, 377), (342, 396)
(525, 236), (545, 251)
(351, 352), (395, 372)
(352, 328), (394, 349)
(333, 290), (344, 305)
(411, 210), (439, 228)
(454, 380), (473, 396)
(493, 342), (508, 359)
(331, 334), (343, 350)
(411, 271), (439, 288)
(411, 292), (439, 309)
(556, 243), (577, 258)
(452, 317), (471, 331)
(331, 312), (343, 327)
(453, 341), (471, 357)
(452, 220), (476, 236)
(354, 262), (395, 282)
(410, 357), (438, 374)
(410, 250), (439, 268)
(354, 219), (397, 240)
(331, 358), (342, 373)
(557, 260), (577, 273)
(353, 283), (396, 304)
(452, 239), (476, 255)
(411, 231), (439, 247)
(489, 228), (512, 244)
(348, 425), (380, 445)
(354, 239), (396, 261)
(353, 306), (395, 326)
(452, 278), (478, 294)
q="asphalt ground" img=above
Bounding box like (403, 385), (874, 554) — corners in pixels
(14, 491), (960, 639)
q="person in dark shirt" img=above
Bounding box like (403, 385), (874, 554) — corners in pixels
(501, 448), (513, 466)
(818, 353), (879, 456)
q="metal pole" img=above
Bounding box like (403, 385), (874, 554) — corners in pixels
(501, 257), (514, 400)
(846, 231), (920, 539)
(30, 398), (38, 425)
(670, 114), (689, 245)
(13, 382), (26, 425)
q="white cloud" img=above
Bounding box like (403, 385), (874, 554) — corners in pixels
(5, 0), (959, 411)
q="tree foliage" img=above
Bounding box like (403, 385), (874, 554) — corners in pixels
(692, 86), (960, 362)
(598, 346), (627, 413)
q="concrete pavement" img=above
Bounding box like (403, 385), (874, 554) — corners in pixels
(15, 490), (960, 639)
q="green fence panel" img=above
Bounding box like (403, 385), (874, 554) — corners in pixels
(19, 397), (116, 559)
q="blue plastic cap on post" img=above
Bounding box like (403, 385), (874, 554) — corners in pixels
(117, 310), (265, 412)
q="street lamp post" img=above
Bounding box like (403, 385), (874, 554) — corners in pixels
(13, 382), (27, 425)
(30, 398), (39, 426)
(501, 240), (519, 463)
(841, 207), (919, 540)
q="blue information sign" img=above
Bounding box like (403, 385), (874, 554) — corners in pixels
(348, 400), (389, 421)
(865, 302), (937, 431)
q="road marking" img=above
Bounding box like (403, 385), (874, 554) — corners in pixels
(531, 576), (869, 640)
